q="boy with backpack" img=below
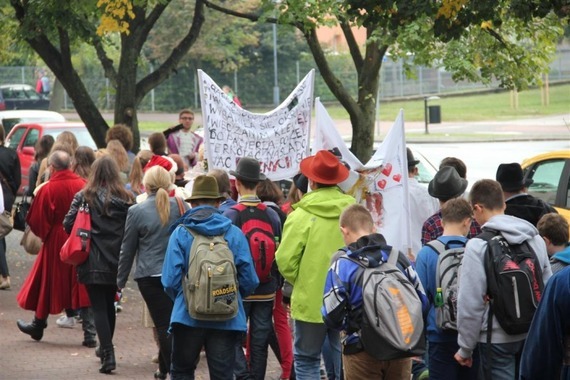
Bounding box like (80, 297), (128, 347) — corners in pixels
(454, 179), (552, 379)
(222, 157), (282, 380)
(322, 204), (428, 379)
(161, 175), (259, 379)
(415, 198), (479, 379)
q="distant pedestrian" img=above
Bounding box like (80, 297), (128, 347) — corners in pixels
(454, 179), (552, 379)
(63, 156), (134, 374)
(421, 166), (481, 246)
(16, 151), (85, 342)
(496, 162), (557, 226)
(537, 212), (570, 274)
(0, 124), (21, 290)
(276, 150), (355, 380)
(165, 110), (203, 169)
(162, 175), (259, 380)
(118, 165), (189, 379)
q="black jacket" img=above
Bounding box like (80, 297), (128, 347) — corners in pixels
(0, 146), (21, 211)
(64, 189), (132, 285)
(505, 194), (557, 227)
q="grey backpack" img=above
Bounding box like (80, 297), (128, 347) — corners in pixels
(348, 247), (425, 360)
(425, 239), (466, 331)
(182, 227), (239, 321)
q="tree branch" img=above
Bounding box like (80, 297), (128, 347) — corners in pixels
(303, 27), (360, 118)
(132, 0), (171, 53)
(91, 35), (118, 86)
(203, 0), (281, 24)
(135, 0), (206, 103)
(339, 19), (363, 74)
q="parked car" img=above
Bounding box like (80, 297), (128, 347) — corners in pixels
(5, 122), (97, 193)
(522, 150), (570, 231)
(0, 110), (65, 136)
(0, 84), (50, 110)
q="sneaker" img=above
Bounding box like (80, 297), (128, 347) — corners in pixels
(114, 302), (123, 313)
(56, 315), (76, 328)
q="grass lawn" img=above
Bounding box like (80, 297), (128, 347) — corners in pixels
(137, 83), (570, 131)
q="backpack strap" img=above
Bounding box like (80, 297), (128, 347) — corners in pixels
(425, 240), (446, 255)
(175, 196), (186, 216)
(387, 248), (399, 266)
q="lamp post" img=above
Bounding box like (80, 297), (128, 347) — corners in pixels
(424, 96), (440, 134)
(272, 22), (279, 106)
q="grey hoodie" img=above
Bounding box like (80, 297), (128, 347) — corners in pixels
(456, 214), (552, 359)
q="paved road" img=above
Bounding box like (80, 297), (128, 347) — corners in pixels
(0, 229), (282, 380)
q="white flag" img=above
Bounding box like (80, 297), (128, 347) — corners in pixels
(345, 110), (411, 255)
(198, 70), (314, 181)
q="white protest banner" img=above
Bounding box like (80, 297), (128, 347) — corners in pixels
(314, 98), (363, 171)
(199, 69), (314, 180)
(345, 110), (411, 255)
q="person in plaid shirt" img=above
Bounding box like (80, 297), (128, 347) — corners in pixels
(421, 165), (481, 246)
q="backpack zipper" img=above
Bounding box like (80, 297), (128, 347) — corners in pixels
(207, 266), (212, 310)
(512, 276), (520, 318)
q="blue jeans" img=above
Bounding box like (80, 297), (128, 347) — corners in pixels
(170, 323), (239, 380)
(234, 301), (274, 380)
(429, 341), (479, 380)
(478, 341), (524, 380)
(294, 320), (342, 380)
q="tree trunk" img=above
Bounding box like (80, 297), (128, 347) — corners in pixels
(48, 79), (65, 112)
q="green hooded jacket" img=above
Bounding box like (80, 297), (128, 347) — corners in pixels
(276, 186), (355, 323)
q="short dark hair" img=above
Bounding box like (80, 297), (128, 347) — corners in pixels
(239, 178), (259, 191)
(538, 213), (569, 246)
(148, 132), (167, 155)
(440, 157), (467, 179)
(208, 169), (231, 197)
(190, 199), (219, 208)
(469, 179), (504, 211)
(257, 179), (284, 204)
(179, 109), (194, 118)
(441, 198), (473, 224)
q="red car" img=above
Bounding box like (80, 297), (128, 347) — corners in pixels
(5, 122), (97, 193)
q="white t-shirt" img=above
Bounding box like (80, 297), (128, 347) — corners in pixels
(408, 177), (439, 257)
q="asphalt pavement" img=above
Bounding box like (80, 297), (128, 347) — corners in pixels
(0, 229), (283, 380)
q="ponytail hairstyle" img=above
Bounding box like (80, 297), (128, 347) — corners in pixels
(128, 150), (152, 195)
(143, 165), (172, 226)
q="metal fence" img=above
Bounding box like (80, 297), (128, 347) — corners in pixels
(2, 46), (569, 112)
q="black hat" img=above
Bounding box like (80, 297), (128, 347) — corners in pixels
(293, 173), (308, 194)
(230, 157), (267, 182)
(428, 166), (468, 200)
(407, 148), (420, 167)
(496, 163), (533, 192)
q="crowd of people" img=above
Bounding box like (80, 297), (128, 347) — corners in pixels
(1, 108), (567, 380)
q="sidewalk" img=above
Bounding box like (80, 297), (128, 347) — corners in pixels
(62, 111), (570, 143)
(0, 229), (283, 380)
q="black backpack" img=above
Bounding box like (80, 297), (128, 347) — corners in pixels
(480, 228), (544, 335)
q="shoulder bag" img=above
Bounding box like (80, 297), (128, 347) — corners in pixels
(60, 202), (91, 265)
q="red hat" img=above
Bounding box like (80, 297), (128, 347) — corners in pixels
(300, 150), (349, 185)
(144, 155), (173, 173)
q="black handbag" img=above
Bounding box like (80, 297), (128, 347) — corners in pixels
(12, 194), (31, 232)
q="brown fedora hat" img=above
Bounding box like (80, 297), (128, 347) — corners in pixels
(186, 175), (224, 201)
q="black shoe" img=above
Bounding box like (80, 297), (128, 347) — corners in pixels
(154, 370), (167, 379)
(99, 347), (116, 374)
(17, 317), (47, 341)
(82, 339), (97, 348)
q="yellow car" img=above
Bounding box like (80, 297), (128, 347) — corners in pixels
(522, 150), (570, 232)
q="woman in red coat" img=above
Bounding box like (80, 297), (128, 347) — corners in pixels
(16, 150), (86, 340)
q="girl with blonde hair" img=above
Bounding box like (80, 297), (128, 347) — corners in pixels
(118, 165), (189, 379)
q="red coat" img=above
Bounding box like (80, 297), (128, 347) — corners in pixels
(17, 169), (87, 318)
